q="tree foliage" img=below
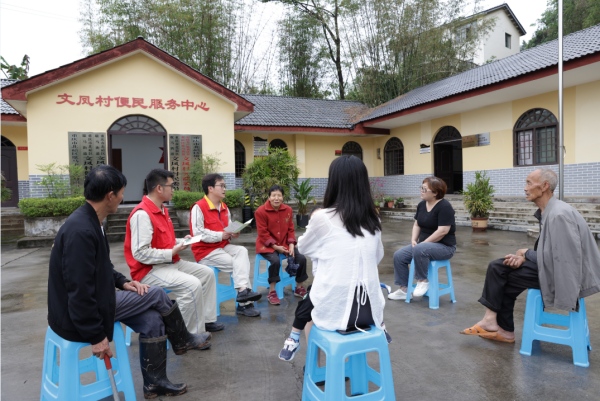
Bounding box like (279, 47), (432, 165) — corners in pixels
(278, 10), (328, 98)
(523, 0), (600, 49)
(1, 55), (30, 80)
(345, 0), (492, 106)
(79, 0), (276, 93)
(262, 0), (355, 99)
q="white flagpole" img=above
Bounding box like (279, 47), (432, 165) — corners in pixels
(558, 0), (564, 200)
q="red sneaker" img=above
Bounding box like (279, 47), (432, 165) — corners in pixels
(294, 286), (307, 298)
(267, 290), (281, 305)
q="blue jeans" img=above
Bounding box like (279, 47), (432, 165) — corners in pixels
(393, 242), (456, 287)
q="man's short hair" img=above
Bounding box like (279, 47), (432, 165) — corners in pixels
(538, 168), (558, 192)
(84, 165), (127, 202)
(144, 169), (175, 195)
(202, 173), (224, 194)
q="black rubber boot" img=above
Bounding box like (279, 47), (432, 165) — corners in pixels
(161, 301), (211, 355)
(139, 335), (187, 399)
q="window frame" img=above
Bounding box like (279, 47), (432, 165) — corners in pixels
(505, 33), (512, 49)
(513, 108), (558, 167)
(234, 140), (246, 178)
(341, 141), (363, 160)
(383, 137), (404, 176)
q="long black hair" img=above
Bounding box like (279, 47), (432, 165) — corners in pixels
(322, 155), (381, 237)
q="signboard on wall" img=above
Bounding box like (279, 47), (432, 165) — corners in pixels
(462, 133), (490, 148)
(68, 132), (107, 176)
(169, 135), (202, 191)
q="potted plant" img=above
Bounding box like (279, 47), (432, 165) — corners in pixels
(463, 171), (495, 231)
(395, 197), (405, 208)
(384, 196), (395, 208)
(293, 178), (315, 228)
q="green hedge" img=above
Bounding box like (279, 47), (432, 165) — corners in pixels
(172, 191), (204, 210)
(19, 197), (86, 217)
(172, 189), (245, 210)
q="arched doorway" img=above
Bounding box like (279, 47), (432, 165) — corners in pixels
(433, 126), (463, 194)
(269, 138), (287, 151)
(108, 115), (167, 202)
(1, 136), (19, 207)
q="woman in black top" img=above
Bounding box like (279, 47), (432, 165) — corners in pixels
(388, 176), (457, 300)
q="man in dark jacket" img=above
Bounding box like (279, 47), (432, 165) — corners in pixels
(48, 165), (210, 399)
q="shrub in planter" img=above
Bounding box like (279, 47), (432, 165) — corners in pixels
(463, 171), (495, 231)
(172, 191), (204, 210)
(19, 197), (86, 217)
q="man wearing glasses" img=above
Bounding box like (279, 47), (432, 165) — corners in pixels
(124, 168), (222, 344)
(190, 173), (262, 317)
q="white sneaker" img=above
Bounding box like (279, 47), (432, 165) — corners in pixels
(413, 281), (430, 297)
(388, 288), (407, 300)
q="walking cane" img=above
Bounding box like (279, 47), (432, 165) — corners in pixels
(104, 354), (121, 401)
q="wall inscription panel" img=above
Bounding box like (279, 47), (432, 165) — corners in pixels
(68, 132), (107, 176)
(169, 135), (202, 191)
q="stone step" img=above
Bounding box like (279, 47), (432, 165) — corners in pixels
(17, 236), (55, 248)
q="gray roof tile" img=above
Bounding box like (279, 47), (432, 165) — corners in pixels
(361, 24), (600, 122)
(1, 79), (20, 115)
(238, 94), (369, 129)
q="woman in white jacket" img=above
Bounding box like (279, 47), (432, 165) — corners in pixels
(279, 155), (389, 361)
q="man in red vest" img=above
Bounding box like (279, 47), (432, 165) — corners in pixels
(124, 168), (223, 339)
(190, 173), (262, 317)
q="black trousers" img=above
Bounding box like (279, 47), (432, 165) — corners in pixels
(478, 258), (540, 332)
(293, 287), (374, 331)
(114, 286), (173, 338)
(260, 251), (309, 284)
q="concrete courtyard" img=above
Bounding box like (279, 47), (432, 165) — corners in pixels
(2, 219), (599, 400)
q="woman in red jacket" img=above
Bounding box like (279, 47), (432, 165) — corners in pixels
(255, 185), (309, 305)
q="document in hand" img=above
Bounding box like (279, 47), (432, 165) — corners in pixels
(182, 235), (203, 246)
(224, 218), (253, 233)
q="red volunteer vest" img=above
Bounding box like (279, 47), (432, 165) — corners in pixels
(124, 196), (180, 281)
(190, 196), (229, 261)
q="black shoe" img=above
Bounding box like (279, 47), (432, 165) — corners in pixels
(205, 322), (225, 332)
(139, 335), (187, 399)
(236, 303), (261, 317)
(236, 288), (262, 303)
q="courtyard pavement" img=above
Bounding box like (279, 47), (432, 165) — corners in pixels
(1, 219), (599, 400)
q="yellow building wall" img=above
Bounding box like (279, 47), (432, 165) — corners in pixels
(1, 124), (29, 180)
(303, 136), (378, 178)
(26, 53), (237, 175)
(575, 80), (600, 163)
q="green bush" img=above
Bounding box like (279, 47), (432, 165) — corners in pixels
(172, 189), (246, 210)
(19, 197), (86, 217)
(242, 147), (300, 204)
(224, 189), (245, 208)
(172, 190), (204, 210)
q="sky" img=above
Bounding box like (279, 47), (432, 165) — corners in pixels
(1, 0), (550, 78)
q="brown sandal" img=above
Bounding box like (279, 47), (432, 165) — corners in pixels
(459, 324), (497, 336)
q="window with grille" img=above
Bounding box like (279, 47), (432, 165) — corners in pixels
(235, 140), (246, 178)
(269, 139), (287, 151)
(108, 115), (166, 133)
(342, 141), (363, 160)
(384, 137), (404, 176)
(514, 109), (558, 166)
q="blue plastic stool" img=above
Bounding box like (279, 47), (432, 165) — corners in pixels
(126, 288), (172, 348)
(210, 266), (238, 316)
(405, 259), (456, 309)
(253, 253), (296, 299)
(303, 325), (396, 401)
(40, 322), (136, 400)
(519, 288), (591, 367)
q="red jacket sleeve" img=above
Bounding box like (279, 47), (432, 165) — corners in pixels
(255, 204), (277, 253)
